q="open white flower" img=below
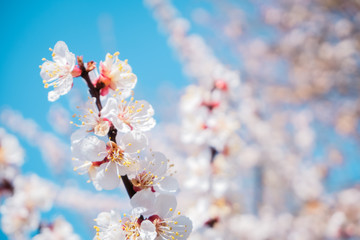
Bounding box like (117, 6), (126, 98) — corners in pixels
(73, 97), (115, 136)
(40, 41), (79, 102)
(129, 151), (178, 195)
(107, 96), (156, 133)
(71, 131), (148, 190)
(94, 197), (192, 240)
(94, 209), (157, 240)
(93, 210), (126, 240)
(132, 195), (193, 240)
(96, 52), (137, 96)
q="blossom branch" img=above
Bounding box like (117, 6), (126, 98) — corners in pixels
(77, 57), (102, 110)
(77, 56), (136, 199)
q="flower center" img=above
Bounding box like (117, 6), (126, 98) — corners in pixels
(131, 171), (156, 192)
(118, 106), (134, 131)
(122, 219), (140, 240)
(148, 215), (171, 237)
(107, 142), (125, 163)
(94, 119), (110, 136)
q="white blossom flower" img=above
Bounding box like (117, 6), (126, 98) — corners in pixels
(40, 41), (80, 102)
(93, 210), (144, 240)
(73, 97), (115, 136)
(128, 151), (178, 195)
(107, 96), (156, 133)
(93, 210), (126, 239)
(96, 52), (137, 96)
(32, 217), (80, 240)
(94, 195), (192, 240)
(71, 131), (148, 190)
(136, 195), (193, 240)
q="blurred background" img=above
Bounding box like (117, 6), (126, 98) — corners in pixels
(1, 0), (360, 239)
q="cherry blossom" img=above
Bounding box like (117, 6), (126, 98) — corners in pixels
(107, 96), (156, 133)
(128, 151), (178, 195)
(134, 195), (192, 240)
(36, 39), (192, 240)
(71, 131), (148, 190)
(95, 52), (137, 96)
(94, 195), (192, 240)
(72, 97), (115, 136)
(93, 210), (156, 240)
(40, 41), (80, 102)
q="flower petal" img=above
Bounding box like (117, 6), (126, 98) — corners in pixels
(168, 215), (192, 240)
(119, 132), (148, 153)
(147, 152), (167, 176)
(131, 189), (156, 217)
(154, 194), (177, 219)
(40, 61), (59, 81)
(53, 41), (75, 67)
(48, 90), (60, 102)
(101, 97), (118, 118)
(140, 220), (157, 240)
(155, 176), (178, 194)
(114, 73), (137, 90)
(92, 163), (121, 190)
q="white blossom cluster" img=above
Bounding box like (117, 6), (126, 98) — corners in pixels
(40, 41), (192, 240)
(0, 174), (56, 239)
(145, 0), (246, 236)
(145, 0), (360, 239)
(32, 217), (80, 240)
(0, 123), (88, 240)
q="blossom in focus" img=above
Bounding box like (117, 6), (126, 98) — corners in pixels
(40, 41), (80, 102)
(136, 194), (193, 240)
(93, 210), (127, 239)
(94, 195), (192, 240)
(107, 96), (156, 133)
(129, 150), (178, 194)
(96, 52), (137, 96)
(73, 97), (115, 137)
(94, 210), (157, 240)
(32, 217), (80, 240)
(71, 131), (148, 190)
